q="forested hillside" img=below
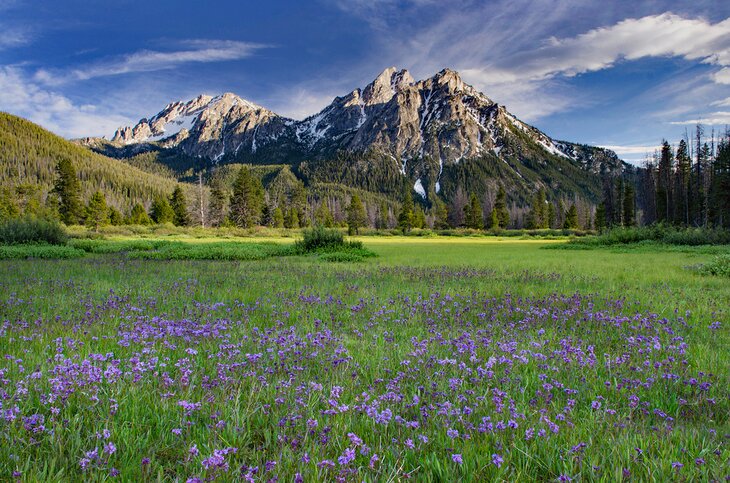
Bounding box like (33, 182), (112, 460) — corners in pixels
(0, 113), (198, 212)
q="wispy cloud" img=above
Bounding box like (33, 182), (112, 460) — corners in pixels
(0, 26), (31, 50)
(35, 40), (267, 85)
(669, 111), (730, 125)
(332, 2), (730, 123)
(0, 66), (133, 138)
(468, 13), (730, 85)
(711, 96), (730, 107)
(271, 88), (335, 120)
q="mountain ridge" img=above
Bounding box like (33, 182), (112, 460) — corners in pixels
(76, 67), (627, 206)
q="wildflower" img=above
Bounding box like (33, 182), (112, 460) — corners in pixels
(369, 454), (379, 469)
(338, 447), (356, 465)
(492, 453), (504, 468)
(347, 432), (363, 446)
(452, 454), (463, 465)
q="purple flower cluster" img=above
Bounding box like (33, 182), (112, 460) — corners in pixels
(0, 272), (725, 481)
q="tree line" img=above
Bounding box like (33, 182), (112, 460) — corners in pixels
(2, 125), (728, 233)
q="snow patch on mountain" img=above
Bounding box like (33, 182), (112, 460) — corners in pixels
(414, 178), (426, 199)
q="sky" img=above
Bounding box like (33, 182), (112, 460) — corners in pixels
(1, 0), (729, 164)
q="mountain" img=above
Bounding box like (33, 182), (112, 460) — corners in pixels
(0, 113), (197, 211)
(85, 67), (627, 205)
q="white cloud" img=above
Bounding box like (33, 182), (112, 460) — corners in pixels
(712, 67), (730, 84)
(599, 144), (659, 155)
(670, 111), (730, 125)
(711, 96), (730, 107)
(0, 66), (133, 138)
(332, 3), (730, 122)
(471, 13), (730, 85)
(0, 26), (30, 50)
(271, 88), (335, 120)
(35, 40), (267, 85)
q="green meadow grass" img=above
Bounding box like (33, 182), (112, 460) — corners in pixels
(0, 238), (727, 481)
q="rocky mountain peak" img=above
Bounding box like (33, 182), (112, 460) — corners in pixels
(362, 67), (414, 106)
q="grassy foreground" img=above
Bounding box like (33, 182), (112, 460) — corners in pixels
(0, 238), (727, 481)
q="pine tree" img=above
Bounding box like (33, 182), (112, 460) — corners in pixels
(315, 203), (335, 227)
(169, 186), (190, 226)
(85, 191), (110, 232)
(209, 177), (228, 227)
(230, 166), (264, 228)
(397, 189), (415, 233)
(594, 203), (607, 231)
(675, 139), (691, 226)
(347, 194), (367, 235)
(563, 204), (579, 229)
(150, 196), (175, 224)
(547, 202), (556, 229)
(52, 158), (83, 225)
(710, 136), (730, 228)
(127, 204), (151, 225)
(109, 206), (124, 226)
(260, 204), (273, 227)
(285, 208), (300, 229)
(488, 208), (499, 230)
(377, 201), (389, 230)
(622, 184), (636, 227)
(433, 201), (449, 229)
(527, 188), (548, 229)
(414, 205), (427, 229)
(656, 140), (673, 222)
(463, 193), (483, 229)
(494, 185), (510, 229)
(273, 207), (284, 228)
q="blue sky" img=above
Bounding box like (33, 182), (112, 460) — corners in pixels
(1, 0), (729, 163)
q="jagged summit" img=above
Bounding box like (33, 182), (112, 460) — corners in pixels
(101, 67), (623, 202)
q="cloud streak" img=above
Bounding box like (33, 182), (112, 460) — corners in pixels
(670, 111), (730, 125)
(35, 40), (267, 85)
(0, 66), (133, 138)
(469, 13), (730, 85)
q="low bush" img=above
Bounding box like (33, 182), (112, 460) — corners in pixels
(0, 216), (68, 245)
(69, 239), (166, 254)
(0, 245), (85, 259)
(295, 225), (347, 251)
(555, 225), (730, 249)
(319, 251), (365, 262)
(128, 242), (295, 261)
(699, 254), (730, 277)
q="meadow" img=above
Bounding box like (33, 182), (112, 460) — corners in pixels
(0, 237), (727, 481)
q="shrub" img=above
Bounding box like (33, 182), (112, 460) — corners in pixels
(0, 245), (85, 259)
(699, 255), (730, 277)
(295, 225), (348, 252)
(557, 225), (730, 249)
(128, 242), (295, 261)
(69, 239), (166, 254)
(0, 216), (68, 245)
(319, 251), (365, 262)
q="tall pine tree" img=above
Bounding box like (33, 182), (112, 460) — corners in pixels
(52, 158), (83, 225)
(230, 166), (264, 228)
(85, 191), (110, 232)
(170, 186), (190, 226)
(347, 194), (367, 235)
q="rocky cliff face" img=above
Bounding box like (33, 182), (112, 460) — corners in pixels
(102, 67), (624, 202)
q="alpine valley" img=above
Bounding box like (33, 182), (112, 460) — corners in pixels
(3, 67), (633, 225)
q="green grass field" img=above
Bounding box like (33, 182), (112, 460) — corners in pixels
(0, 238), (727, 481)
